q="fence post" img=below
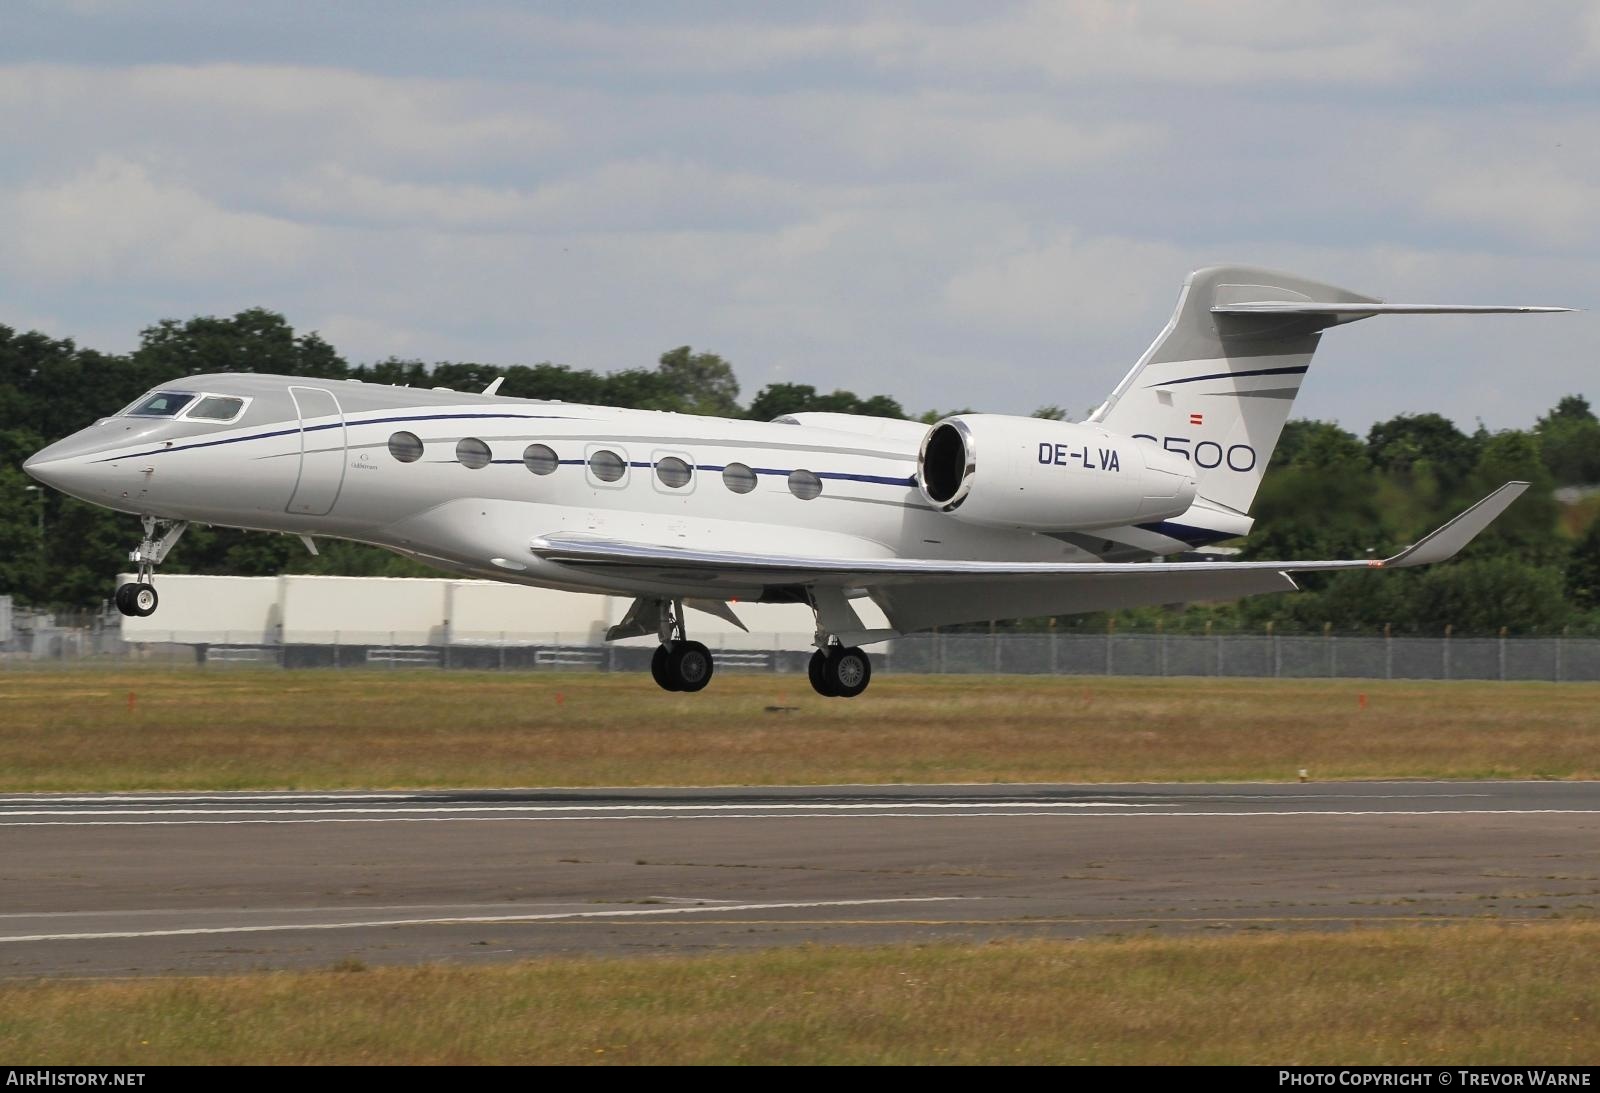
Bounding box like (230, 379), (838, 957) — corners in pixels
(934, 628), (944, 674)
(499, 631), (506, 672)
(333, 630), (340, 669)
(991, 620), (1000, 674)
(1158, 619), (1167, 677)
(1323, 621), (1333, 678)
(1443, 624), (1452, 680)
(1268, 621), (1278, 678)
(1049, 619), (1059, 676)
(1105, 616), (1115, 677)
(1385, 623), (1393, 680)
(1556, 626), (1566, 683)
(1498, 626), (1507, 681)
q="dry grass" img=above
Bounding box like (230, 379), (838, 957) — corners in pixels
(0, 669), (1597, 791)
(0, 924), (1595, 1064)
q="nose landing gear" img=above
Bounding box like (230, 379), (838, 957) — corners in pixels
(113, 516), (187, 618)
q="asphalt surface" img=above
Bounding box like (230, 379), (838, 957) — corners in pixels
(2, 781), (1598, 978)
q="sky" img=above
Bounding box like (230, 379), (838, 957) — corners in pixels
(1, 1), (1597, 432)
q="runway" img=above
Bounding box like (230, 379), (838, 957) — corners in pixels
(3, 781), (1598, 978)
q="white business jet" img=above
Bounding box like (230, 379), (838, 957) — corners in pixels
(23, 267), (1565, 697)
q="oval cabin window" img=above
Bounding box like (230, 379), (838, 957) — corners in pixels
(388, 431), (424, 463)
(788, 469), (823, 500)
(589, 449), (626, 482)
(523, 443), (559, 475)
(457, 437), (491, 469)
(656, 456), (693, 489)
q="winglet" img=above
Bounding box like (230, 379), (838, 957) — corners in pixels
(1381, 481), (1529, 568)
(482, 376), (505, 396)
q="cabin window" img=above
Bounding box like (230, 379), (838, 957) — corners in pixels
(185, 395), (246, 422)
(127, 392), (196, 417)
(523, 443), (559, 475)
(655, 456), (693, 489)
(388, 431), (424, 463)
(722, 463), (758, 494)
(788, 469), (823, 500)
(457, 437), (491, 469)
(589, 449), (626, 482)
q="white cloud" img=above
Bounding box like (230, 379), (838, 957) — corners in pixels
(943, 230), (1191, 338)
(0, 156), (311, 282)
(0, 5), (1596, 438)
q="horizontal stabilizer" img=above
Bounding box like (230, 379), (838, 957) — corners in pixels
(1214, 302), (1571, 316)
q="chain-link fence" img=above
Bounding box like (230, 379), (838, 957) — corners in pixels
(3, 604), (1597, 682)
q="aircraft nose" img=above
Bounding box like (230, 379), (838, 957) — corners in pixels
(23, 436), (116, 499)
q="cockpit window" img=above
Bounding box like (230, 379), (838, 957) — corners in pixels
(127, 392), (196, 417)
(185, 395), (246, 422)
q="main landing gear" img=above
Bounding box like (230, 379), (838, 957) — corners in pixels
(649, 599), (714, 693)
(807, 644), (873, 699)
(113, 516), (187, 618)
(624, 594), (874, 698)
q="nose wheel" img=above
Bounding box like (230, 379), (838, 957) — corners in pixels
(649, 599), (716, 693)
(113, 516), (187, 618)
(808, 645), (872, 699)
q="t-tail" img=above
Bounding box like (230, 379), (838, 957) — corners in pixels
(1088, 265), (1568, 541)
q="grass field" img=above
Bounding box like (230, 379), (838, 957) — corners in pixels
(0, 924), (1594, 1064)
(0, 668), (1596, 791)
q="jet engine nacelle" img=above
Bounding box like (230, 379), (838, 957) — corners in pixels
(917, 415), (1197, 532)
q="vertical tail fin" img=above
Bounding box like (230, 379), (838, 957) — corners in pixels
(1089, 266), (1376, 516)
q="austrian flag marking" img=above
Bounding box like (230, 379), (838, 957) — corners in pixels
(1189, 412), (1204, 426)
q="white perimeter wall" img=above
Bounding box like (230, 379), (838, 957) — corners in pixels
(117, 574), (885, 650)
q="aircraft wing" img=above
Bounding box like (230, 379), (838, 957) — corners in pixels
(1214, 303), (1571, 316)
(530, 481), (1527, 585)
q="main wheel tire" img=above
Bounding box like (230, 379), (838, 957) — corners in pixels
(808, 649), (839, 697)
(825, 646), (872, 699)
(668, 640), (714, 693)
(130, 583), (159, 617)
(650, 644), (680, 691)
(117, 582), (159, 618)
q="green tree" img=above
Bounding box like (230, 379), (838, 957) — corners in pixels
(134, 308), (347, 380)
(1535, 395), (1600, 485)
(1366, 412), (1479, 490)
(1565, 520), (1600, 612)
(1466, 430), (1562, 564)
(746, 383), (907, 422)
(656, 346), (741, 417)
(1405, 556), (1569, 634)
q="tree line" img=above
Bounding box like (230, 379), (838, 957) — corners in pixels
(1, 308), (1596, 635)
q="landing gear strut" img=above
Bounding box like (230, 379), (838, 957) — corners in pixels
(649, 598), (714, 693)
(113, 516), (187, 618)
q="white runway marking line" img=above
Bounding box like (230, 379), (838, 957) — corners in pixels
(2, 809), (1598, 827)
(0, 802), (1166, 819)
(0, 896), (963, 945)
(0, 790), (1505, 806)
